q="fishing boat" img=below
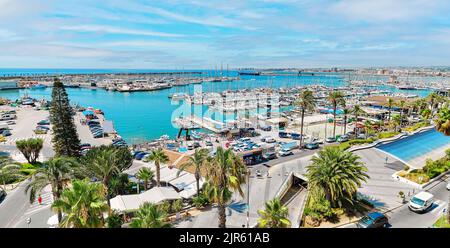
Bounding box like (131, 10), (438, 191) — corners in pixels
(238, 71), (261, 76)
(31, 84), (46, 89)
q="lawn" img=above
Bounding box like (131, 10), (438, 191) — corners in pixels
(433, 216), (450, 228)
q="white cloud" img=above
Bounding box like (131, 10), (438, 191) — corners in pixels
(141, 6), (238, 28)
(59, 25), (184, 37)
(329, 0), (446, 22)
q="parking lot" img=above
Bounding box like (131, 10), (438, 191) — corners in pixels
(0, 107), (54, 161)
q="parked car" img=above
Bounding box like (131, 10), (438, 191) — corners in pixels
(255, 170), (263, 177)
(409, 191), (434, 213)
(5, 120), (15, 125)
(278, 148), (293, 157)
(260, 126), (271, 131)
(4, 110), (16, 115)
(278, 132), (289, 138)
(135, 152), (148, 160)
(0, 130), (11, 136)
(305, 142), (319, 150)
(0, 189), (6, 203)
(263, 152), (277, 160)
(325, 137), (336, 143)
(187, 143), (194, 150)
(356, 212), (389, 228)
(0, 114), (16, 121)
(37, 120), (50, 125)
(355, 133), (366, 139)
(290, 133), (301, 140)
(447, 182), (450, 190)
(312, 138), (324, 144)
(265, 137), (276, 143)
(34, 129), (47, 134)
(337, 135), (349, 142)
(36, 125), (50, 130)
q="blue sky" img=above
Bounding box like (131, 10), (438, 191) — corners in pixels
(1, 0), (450, 68)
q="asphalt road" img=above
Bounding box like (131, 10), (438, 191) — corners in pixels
(0, 180), (53, 228)
(343, 176), (450, 228)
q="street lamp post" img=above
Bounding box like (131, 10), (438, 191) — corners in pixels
(26, 217), (31, 228)
(246, 168), (250, 228)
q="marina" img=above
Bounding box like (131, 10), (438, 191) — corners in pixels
(1, 70), (447, 144)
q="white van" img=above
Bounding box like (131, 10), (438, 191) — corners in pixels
(409, 191), (434, 213)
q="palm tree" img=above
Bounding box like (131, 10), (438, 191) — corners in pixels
(375, 119), (384, 135)
(421, 108), (432, 121)
(257, 198), (291, 228)
(108, 173), (129, 197)
(435, 106), (450, 136)
(177, 148), (209, 197)
(26, 157), (78, 222)
(352, 104), (365, 137)
(427, 92), (440, 116)
(387, 98), (395, 122)
(398, 100), (406, 129)
(145, 148), (169, 187)
(0, 156), (22, 190)
(392, 114), (401, 132)
(413, 98), (427, 115)
(80, 145), (133, 205)
(135, 167), (154, 191)
(328, 91), (345, 138)
(15, 138), (44, 164)
(130, 202), (171, 228)
(363, 120), (373, 137)
(342, 108), (350, 135)
(294, 90), (316, 148)
(51, 179), (109, 228)
(306, 146), (369, 206)
(203, 147), (247, 228)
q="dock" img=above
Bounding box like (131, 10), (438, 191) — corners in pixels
(177, 115), (228, 133)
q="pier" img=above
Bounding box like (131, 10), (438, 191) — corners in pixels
(175, 115), (228, 134)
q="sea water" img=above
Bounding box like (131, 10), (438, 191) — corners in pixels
(0, 72), (432, 143)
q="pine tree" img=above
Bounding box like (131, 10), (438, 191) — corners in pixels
(50, 78), (80, 157)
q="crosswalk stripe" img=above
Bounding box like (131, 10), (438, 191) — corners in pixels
(23, 188), (54, 216)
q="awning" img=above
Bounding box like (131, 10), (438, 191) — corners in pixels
(110, 187), (182, 213)
(169, 173), (197, 191)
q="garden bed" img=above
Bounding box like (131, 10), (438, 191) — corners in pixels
(397, 149), (450, 186)
(433, 216), (450, 228)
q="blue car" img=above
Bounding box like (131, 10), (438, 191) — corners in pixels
(305, 142), (319, 150)
(356, 212), (389, 228)
(135, 152), (148, 160)
(37, 120), (50, 125)
(1, 130), (11, 136)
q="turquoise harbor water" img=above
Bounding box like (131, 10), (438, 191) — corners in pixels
(377, 129), (450, 162)
(0, 71), (433, 143)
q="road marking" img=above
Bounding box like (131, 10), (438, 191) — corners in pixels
(23, 186), (54, 217)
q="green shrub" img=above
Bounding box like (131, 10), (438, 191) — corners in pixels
(404, 122), (429, 132)
(106, 211), (123, 228)
(192, 194), (210, 208)
(160, 200), (171, 213)
(172, 199), (183, 213)
(423, 158), (450, 179)
(305, 196), (335, 221)
(377, 132), (399, 139)
(21, 163), (37, 170)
